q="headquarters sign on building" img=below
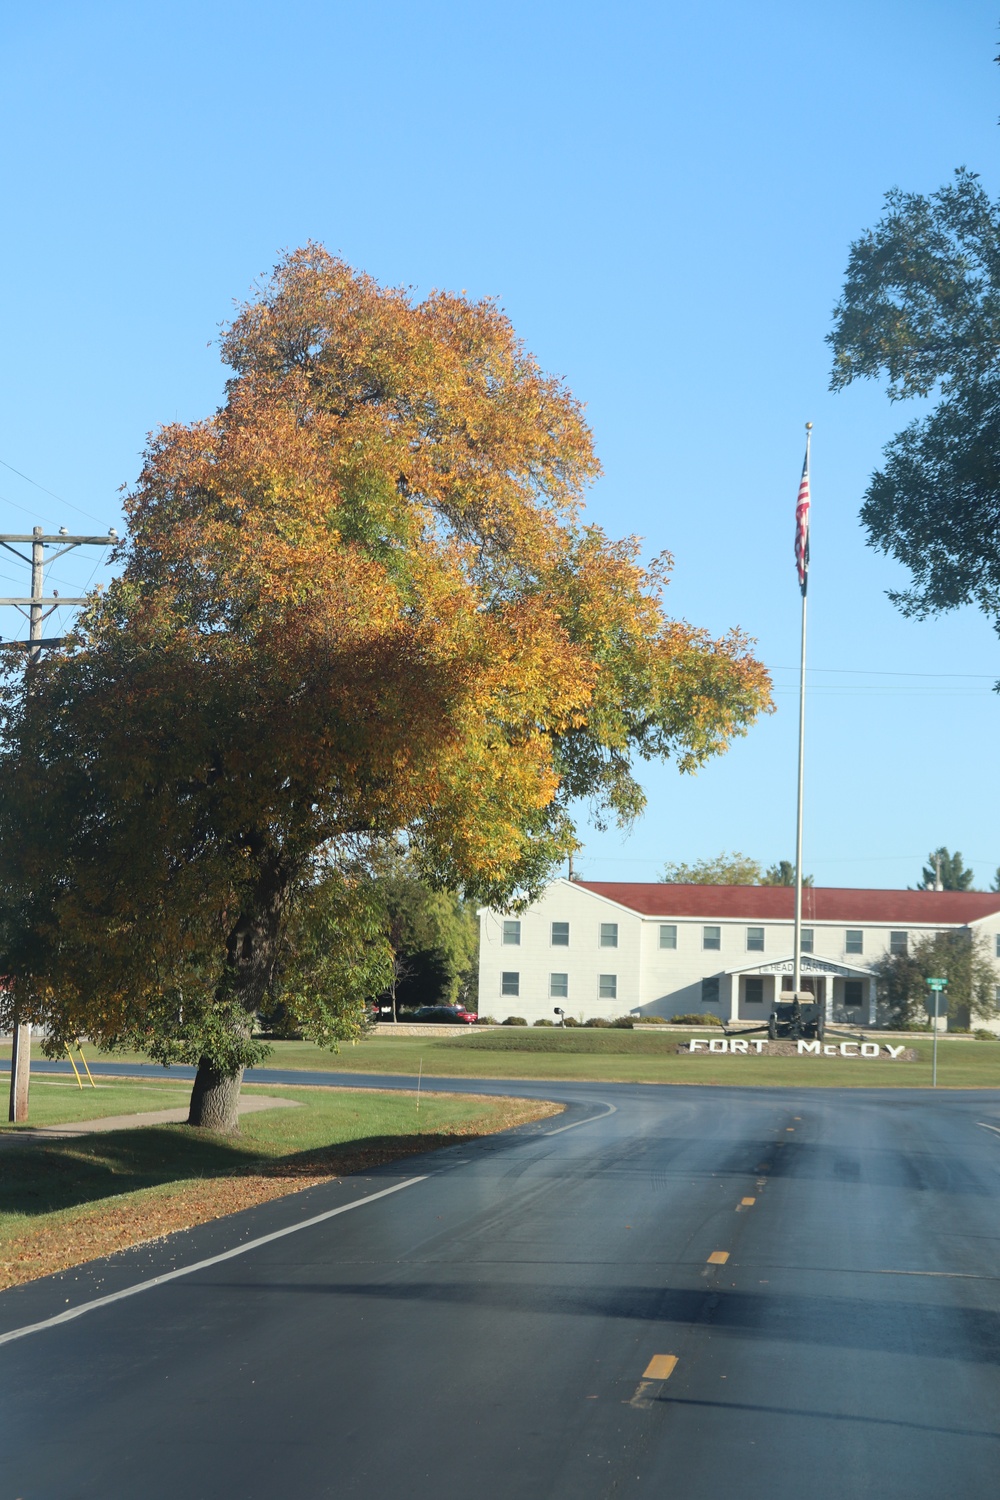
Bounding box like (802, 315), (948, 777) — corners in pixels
(478, 881), (1000, 1027)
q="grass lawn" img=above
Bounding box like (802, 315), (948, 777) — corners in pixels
(238, 1030), (1000, 1089)
(0, 1074), (195, 1128)
(0, 1084), (559, 1290)
(4, 1029), (1000, 1092)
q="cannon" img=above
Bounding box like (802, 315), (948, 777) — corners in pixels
(722, 991), (832, 1043)
(766, 994), (824, 1041)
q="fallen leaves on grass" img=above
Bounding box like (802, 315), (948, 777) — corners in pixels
(1, 1096), (561, 1290)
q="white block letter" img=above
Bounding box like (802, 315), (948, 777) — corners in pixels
(824, 1045), (838, 1056)
(689, 1038), (705, 1052)
(798, 1040), (820, 1055)
(861, 1043), (879, 1058)
(885, 1044), (905, 1059)
(709, 1038), (727, 1052)
(839, 1043), (859, 1057)
(730, 1039), (749, 1054)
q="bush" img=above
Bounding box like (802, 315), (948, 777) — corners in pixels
(533, 1018), (556, 1026)
(502, 1016), (527, 1026)
(478, 1015), (496, 1026)
(634, 1014), (669, 1024)
(974, 1027), (997, 1040)
(562, 1015), (579, 1026)
(610, 1016), (634, 1028)
(584, 1017), (611, 1028)
(669, 1013), (724, 1027)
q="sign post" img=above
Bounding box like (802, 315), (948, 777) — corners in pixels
(927, 979), (947, 1088)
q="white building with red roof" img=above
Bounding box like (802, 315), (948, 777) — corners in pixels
(478, 880), (1000, 1027)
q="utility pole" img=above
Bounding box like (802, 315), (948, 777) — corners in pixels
(1, 525), (117, 1122)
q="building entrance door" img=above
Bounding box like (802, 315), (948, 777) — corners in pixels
(782, 975), (826, 1011)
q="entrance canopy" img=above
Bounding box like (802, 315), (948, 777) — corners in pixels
(722, 954), (876, 1025)
(725, 954), (873, 982)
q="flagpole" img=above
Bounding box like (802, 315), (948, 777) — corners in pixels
(793, 422), (812, 999)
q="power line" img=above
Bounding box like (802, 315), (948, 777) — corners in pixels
(770, 663), (997, 680)
(0, 458), (108, 527)
(0, 489), (51, 523)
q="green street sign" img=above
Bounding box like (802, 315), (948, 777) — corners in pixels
(926, 978), (947, 990)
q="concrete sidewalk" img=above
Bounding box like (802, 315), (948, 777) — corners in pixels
(0, 1094), (302, 1144)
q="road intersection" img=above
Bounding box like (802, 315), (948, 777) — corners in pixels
(2, 1075), (999, 1498)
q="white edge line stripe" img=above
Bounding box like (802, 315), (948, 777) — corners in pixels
(544, 1102), (617, 1135)
(0, 1175), (427, 1347)
(977, 1122), (1000, 1136)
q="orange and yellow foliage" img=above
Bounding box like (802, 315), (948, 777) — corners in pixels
(0, 248), (770, 1072)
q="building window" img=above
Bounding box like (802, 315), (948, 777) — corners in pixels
(801, 928), (814, 953)
(844, 980), (863, 1008)
(600, 922), (619, 948)
(747, 926), (764, 953)
(501, 972), (520, 997)
(551, 921), (569, 947)
(550, 973), (568, 999)
(702, 976), (720, 1004)
(599, 974), (617, 1000)
(995, 934), (1000, 958)
(502, 920), (521, 946)
(783, 976), (816, 995)
(659, 924), (677, 950)
(703, 926), (721, 951)
(845, 929), (863, 955)
(745, 976), (764, 1005)
(890, 931), (908, 955)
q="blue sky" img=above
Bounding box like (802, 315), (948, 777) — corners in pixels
(3, 0), (1000, 889)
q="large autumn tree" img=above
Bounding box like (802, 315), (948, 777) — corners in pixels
(0, 249), (770, 1129)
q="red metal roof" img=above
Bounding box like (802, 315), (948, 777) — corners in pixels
(576, 882), (1000, 925)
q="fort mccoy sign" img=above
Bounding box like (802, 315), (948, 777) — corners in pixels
(687, 1038), (909, 1059)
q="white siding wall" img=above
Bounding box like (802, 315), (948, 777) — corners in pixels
(477, 882), (1000, 1026)
(478, 882), (642, 1023)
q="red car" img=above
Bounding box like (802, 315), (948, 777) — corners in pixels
(411, 1005), (479, 1024)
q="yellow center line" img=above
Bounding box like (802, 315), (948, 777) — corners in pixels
(643, 1354), (678, 1381)
(707, 1250), (730, 1264)
(741, 1197), (756, 1206)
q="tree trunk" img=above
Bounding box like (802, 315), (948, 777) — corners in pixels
(186, 845), (297, 1131)
(188, 1057), (244, 1132)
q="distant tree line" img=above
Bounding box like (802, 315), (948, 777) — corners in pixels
(659, 852), (812, 886)
(660, 847), (1000, 892)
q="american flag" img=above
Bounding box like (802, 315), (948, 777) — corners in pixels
(794, 435), (811, 594)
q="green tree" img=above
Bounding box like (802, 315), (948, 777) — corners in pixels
(378, 858), (478, 1019)
(661, 852), (763, 884)
(761, 860), (813, 887)
(0, 249), (771, 1129)
(660, 853), (811, 885)
(917, 847), (976, 891)
(257, 867), (391, 1041)
(829, 169), (1000, 624)
(871, 929), (997, 1029)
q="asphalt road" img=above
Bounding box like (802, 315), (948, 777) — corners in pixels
(3, 1075), (1000, 1499)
